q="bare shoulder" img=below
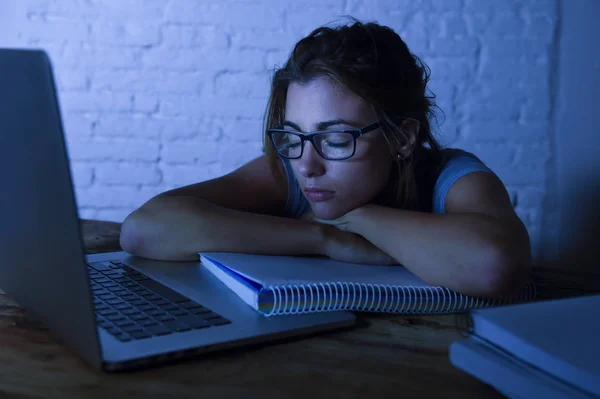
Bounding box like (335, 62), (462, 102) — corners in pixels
(155, 155), (288, 216)
(444, 171), (516, 220)
(444, 171), (530, 245)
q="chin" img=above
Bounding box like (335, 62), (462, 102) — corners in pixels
(311, 202), (355, 220)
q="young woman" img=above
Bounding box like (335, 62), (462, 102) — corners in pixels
(120, 20), (532, 298)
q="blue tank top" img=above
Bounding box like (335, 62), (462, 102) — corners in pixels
(280, 148), (494, 219)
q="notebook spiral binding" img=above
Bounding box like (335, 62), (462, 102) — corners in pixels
(261, 279), (537, 316)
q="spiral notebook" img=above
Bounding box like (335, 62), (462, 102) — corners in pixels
(199, 252), (537, 317)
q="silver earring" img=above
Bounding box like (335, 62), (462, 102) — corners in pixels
(396, 153), (402, 160)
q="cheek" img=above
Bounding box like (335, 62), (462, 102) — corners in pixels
(333, 160), (392, 200)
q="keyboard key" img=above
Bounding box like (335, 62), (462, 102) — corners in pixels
(183, 305), (205, 313)
(121, 294), (138, 301)
(122, 325), (143, 333)
(97, 293), (116, 300)
(147, 309), (166, 317)
(121, 266), (141, 275)
(92, 288), (109, 295)
(130, 275), (149, 282)
(99, 269), (117, 275)
(130, 331), (152, 340)
(139, 304), (156, 311)
(114, 304), (132, 311)
(180, 301), (203, 309)
(93, 277), (111, 284)
(109, 264), (122, 269)
(106, 314), (126, 322)
(158, 303), (178, 311)
(106, 298), (124, 306)
(94, 304), (109, 311)
(98, 309), (118, 316)
(122, 309), (140, 316)
(114, 333), (132, 342)
(162, 320), (192, 332)
(122, 282), (138, 288)
(106, 285), (124, 292)
(145, 324), (171, 336)
(113, 290), (129, 296)
(130, 314), (149, 322)
(189, 307), (211, 315)
(115, 277), (130, 284)
(115, 320), (134, 328)
(207, 317), (231, 326)
(88, 261), (113, 272)
(178, 315), (210, 329)
(156, 315), (175, 322)
(139, 319), (159, 327)
(147, 295), (162, 302)
(130, 299), (147, 306)
(136, 279), (190, 303)
(106, 326), (121, 334)
(104, 272), (121, 279)
(169, 309), (188, 317)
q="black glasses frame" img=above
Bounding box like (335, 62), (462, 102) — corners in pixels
(267, 120), (382, 161)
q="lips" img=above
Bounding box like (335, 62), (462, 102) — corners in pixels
(303, 187), (335, 202)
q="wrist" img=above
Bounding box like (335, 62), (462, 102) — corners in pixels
(314, 222), (335, 257)
(343, 204), (370, 234)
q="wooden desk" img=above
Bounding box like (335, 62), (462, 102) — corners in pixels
(1, 220), (599, 399)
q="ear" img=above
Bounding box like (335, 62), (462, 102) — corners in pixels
(395, 118), (420, 158)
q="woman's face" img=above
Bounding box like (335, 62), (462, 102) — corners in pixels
(284, 76), (395, 220)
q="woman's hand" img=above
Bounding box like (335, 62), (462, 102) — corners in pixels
(299, 209), (353, 232)
(301, 207), (397, 265)
(321, 225), (398, 265)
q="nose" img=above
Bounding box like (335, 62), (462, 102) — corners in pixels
(295, 141), (326, 178)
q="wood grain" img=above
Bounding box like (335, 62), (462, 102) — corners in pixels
(0, 219), (598, 398)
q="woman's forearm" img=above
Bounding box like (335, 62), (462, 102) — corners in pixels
(345, 204), (531, 297)
(120, 196), (327, 261)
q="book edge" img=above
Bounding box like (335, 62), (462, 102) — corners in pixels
(200, 254), (262, 312)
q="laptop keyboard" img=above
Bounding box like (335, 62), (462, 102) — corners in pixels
(88, 260), (231, 342)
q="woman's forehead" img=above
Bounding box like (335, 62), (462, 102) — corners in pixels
(285, 78), (372, 127)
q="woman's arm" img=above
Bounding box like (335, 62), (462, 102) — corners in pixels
(120, 155), (328, 261)
(325, 172), (532, 298)
(121, 196), (328, 261)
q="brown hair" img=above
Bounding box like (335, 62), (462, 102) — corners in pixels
(262, 18), (444, 211)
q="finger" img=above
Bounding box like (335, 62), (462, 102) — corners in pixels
(312, 216), (352, 232)
(314, 218), (351, 233)
(312, 217), (345, 225)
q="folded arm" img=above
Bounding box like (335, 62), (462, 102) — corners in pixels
(336, 172), (532, 298)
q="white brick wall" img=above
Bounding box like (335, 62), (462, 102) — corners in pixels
(10, 0), (558, 259)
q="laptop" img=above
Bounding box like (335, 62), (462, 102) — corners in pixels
(0, 48), (356, 372)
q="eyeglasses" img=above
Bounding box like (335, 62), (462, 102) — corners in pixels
(267, 121), (382, 161)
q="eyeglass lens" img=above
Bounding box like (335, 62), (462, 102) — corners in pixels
(271, 131), (355, 160)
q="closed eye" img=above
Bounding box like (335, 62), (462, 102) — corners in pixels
(323, 140), (352, 148)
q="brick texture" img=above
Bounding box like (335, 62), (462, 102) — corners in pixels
(12, 0), (558, 259)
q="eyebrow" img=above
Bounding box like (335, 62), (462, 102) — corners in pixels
(282, 119), (363, 132)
